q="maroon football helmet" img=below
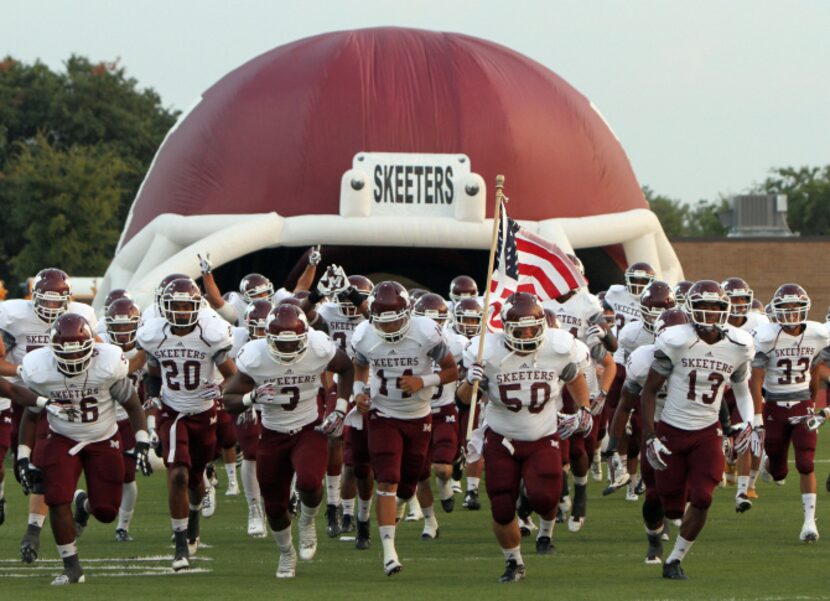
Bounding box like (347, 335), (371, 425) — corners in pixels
(543, 308), (561, 329)
(32, 268), (72, 324)
(624, 262), (656, 297)
(639, 281), (676, 333)
(452, 297), (483, 338)
(244, 299), (273, 340)
(369, 281), (411, 343)
(751, 299), (764, 314)
(501, 292), (546, 352)
(413, 293), (450, 327)
(721, 277), (753, 317)
(336, 275), (374, 318)
(155, 273), (188, 313)
(654, 308), (689, 334)
(449, 275), (479, 304)
(105, 298), (141, 348)
(266, 304), (309, 364)
(103, 288), (132, 313)
(686, 280), (730, 329)
(239, 273), (274, 303)
(161, 278), (203, 327)
(673, 280), (693, 306)
(50, 313), (95, 376)
(408, 288), (427, 303)
(771, 283), (811, 325)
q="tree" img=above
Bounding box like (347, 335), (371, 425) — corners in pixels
(2, 135), (128, 281)
(684, 198), (729, 237)
(752, 166), (830, 236)
(643, 186), (688, 237)
(0, 55), (178, 290)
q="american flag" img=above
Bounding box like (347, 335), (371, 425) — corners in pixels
(487, 201), (586, 329)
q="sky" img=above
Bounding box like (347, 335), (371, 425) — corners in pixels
(3, 1), (829, 205)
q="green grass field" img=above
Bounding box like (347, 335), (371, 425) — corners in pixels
(2, 439), (829, 601)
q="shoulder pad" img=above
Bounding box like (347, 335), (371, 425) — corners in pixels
(725, 326), (754, 347)
(68, 302), (97, 326)
(235, 339), (267, 374)
(619, 321), (639, 343)
(308, 329), (336, 359)
(136, 317), (167, 350)
(607, 284), (626, 294)
(658, 323), (695, 349)
(200, 314), (234, 346)
(351, 320), (372, 350)
(21, 347), (54, 387)
(0, 299), (33, 331)
(751, 322), (778, 345)
(805, 321), (830, 343)
(92, 343), (129, 381)
(548, 328), (576, 355)
(410, 315), (443, 345)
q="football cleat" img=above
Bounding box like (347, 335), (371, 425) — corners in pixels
(498, 559), (526, 583)
(173, 530), (190, 571)
(440, 497), (455, 513)
(326, 504), (342, 538)
(826, 472), (830, 493)
(206, 464), (219, 487)
(288, 491), (298, 516)
(0, 497), (5, 526)
(276, 546), (297, 578)
(20, 524), (41, 564)
(115, 528), (134, 542)
(247, 504), (266, 538)
(298, 518), (318, 560)
(51, 569), (85, 586)
(661, 520), (671, 542)
(735, 493), (752, 513)
(405, 498), (423, 521)
(625, 483), (640, 502)
(590, 458), (603, 482)
(225, 481), (240, 496)
(421, 525), (439, 540)
(356, 519), (371, 550)
(341, 513), (355, 534)
(555, 506), (567, 524)
(451, 480), (463, 495)
(645, 532), (663, 564)
(567, 516), (584, 533)
(662, 560), (687, 580)
(518, 516), (536, 537)
(172, 555), (190, 572)
(73, 490), (90, 538)
(463, 489), (481, 510)
(634, 475), (646, 495)
(800, 521), (819, 543)
(384, 558), (403, 576)
(187, 536), (200, 557)
(201, 485), (216, 518)
(535, 536), (555, 555)
(746, 487), (759, 500)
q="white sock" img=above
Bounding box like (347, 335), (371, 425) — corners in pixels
(29, 513), (46, 528)
(645, 525), (662, 536)
(56, 541), (78, 558)
(299, 502), (319, 526)
(666, 535), (694, 563)
(0, 477), (5, 498)
(573, 475), (588, 486)
(224, 463), (237, 486)
(502, 545), (523, 565)
(538, 518), (554, 538)
(241, 460), (260, 508)
(326, 475), (342, 506)
(803, 493), (817, 523)
(466, 477), (480, 492)
(408, 497), (421, 512)
(379, 525), (398, 562)
(737, 475), (749, 496)
(357, 497), (372, 521)
(422, 505), (438, 529)
(273, 525), (293, 553)
(342, 498), (355, 517)
(437, 477), (453, 501)
(748, 469), (759, 489)
(171, 517), (188, 532)
(118, 481), (138, 530)
(203, 473), (212, 490)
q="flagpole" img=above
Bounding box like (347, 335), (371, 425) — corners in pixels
(466, 174), (505, 441)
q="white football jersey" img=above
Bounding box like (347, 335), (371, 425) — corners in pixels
(542, 291), (604, 342)
(604, 284), (640, 336)
(228, 326), (251, 360)
(317, 302), (365, 359)
(430, 328), (467, 409)
(98, 329), (144, 422)
(729, 311), (770, 334)
(613, 320), (654, 365)
(464, 329), (581, 441)
(22, 343), (131, 442)
(137, 314), (234, 414)
(352, 315), (449, 420)
(623, 344), (668, 421)
(141, 302), (222, 323)
(235, 330), (335, 433)
(751, 321), (829, 401)
(221, 288), (292, 326)
(653, 324), (754, 431)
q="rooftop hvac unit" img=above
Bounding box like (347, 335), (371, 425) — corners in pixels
(725, 194), (796, 237)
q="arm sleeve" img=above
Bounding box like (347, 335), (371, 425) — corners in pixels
(143, 371), (162, 398)
(560, 362), (579, 384)
(730, 360), (750, 384)
(213, 346), (232, 365)
(110, 378), (134, 404)
(427, 340), (449, 363)
(651, 349), (674, 378)
(353, 350), (370, 368)
(751, 350), (770, 369)
(589, 344), (607, 362)
(623, 378), (643, 396)
(730, 378), (755, 423)
(217, 302), (239, 325)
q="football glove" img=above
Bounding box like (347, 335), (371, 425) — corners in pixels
(136, 441), (153, 476)
(197, 252), (213, 275)
(645, 435), (672, 471)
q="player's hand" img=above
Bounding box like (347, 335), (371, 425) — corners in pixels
(196, 381), (222, 401)
(750, 425), (765, 457)
(136, 441), (153, 476)
(252, 383), (278, 405)
(44, 400), (79, 422)
(590, 391), (606, 416)
(316, 265), (339, 296)
(645, 435), (672, 471)
(197, 252), (213, 275)
(237, 408), (258, 426)
(355, 393), (371, 414)
(399, 375), (424, 394)
(308, 245), (322, 266)
(602, 451), (630, 496)
(731, 422), (753, 456)
(557, 412), (580, 440)
(143, 397), (161, 411)
(15, 458), (36, 495)
(576, 406), (593, 435)
(148, 427), (160, 450)
(316, 410), (345, 437)
(466, 362), (485, 385)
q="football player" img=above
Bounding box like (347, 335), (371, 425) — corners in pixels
(640, 280), (756, 579)
(0, 268), (98, 563)
(136, 277), (236, 571)
(351, 281), (458, 576)
(18, 313), (150, 585)
(459, 292), (590, 583)
(223, 304), (354, 579)
(751, 284), (829, 542)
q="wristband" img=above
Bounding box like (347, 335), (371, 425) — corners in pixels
(599, 388), (608, 397)
(35, 396), (48, 409)
(242, 392), (254, 407)
(16, 365), (24, 379)
(353, 381), (368, 397)
(752, 414), (763, 428)
(216, 302), (238, 324)
(347, 287), (366, 307)
(147, 415), (157, 430)
(421, 373), (441, 388)
(335, 397), (349, 414)
(18, 444), (32, 460)
(135, 430), (150, 444)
